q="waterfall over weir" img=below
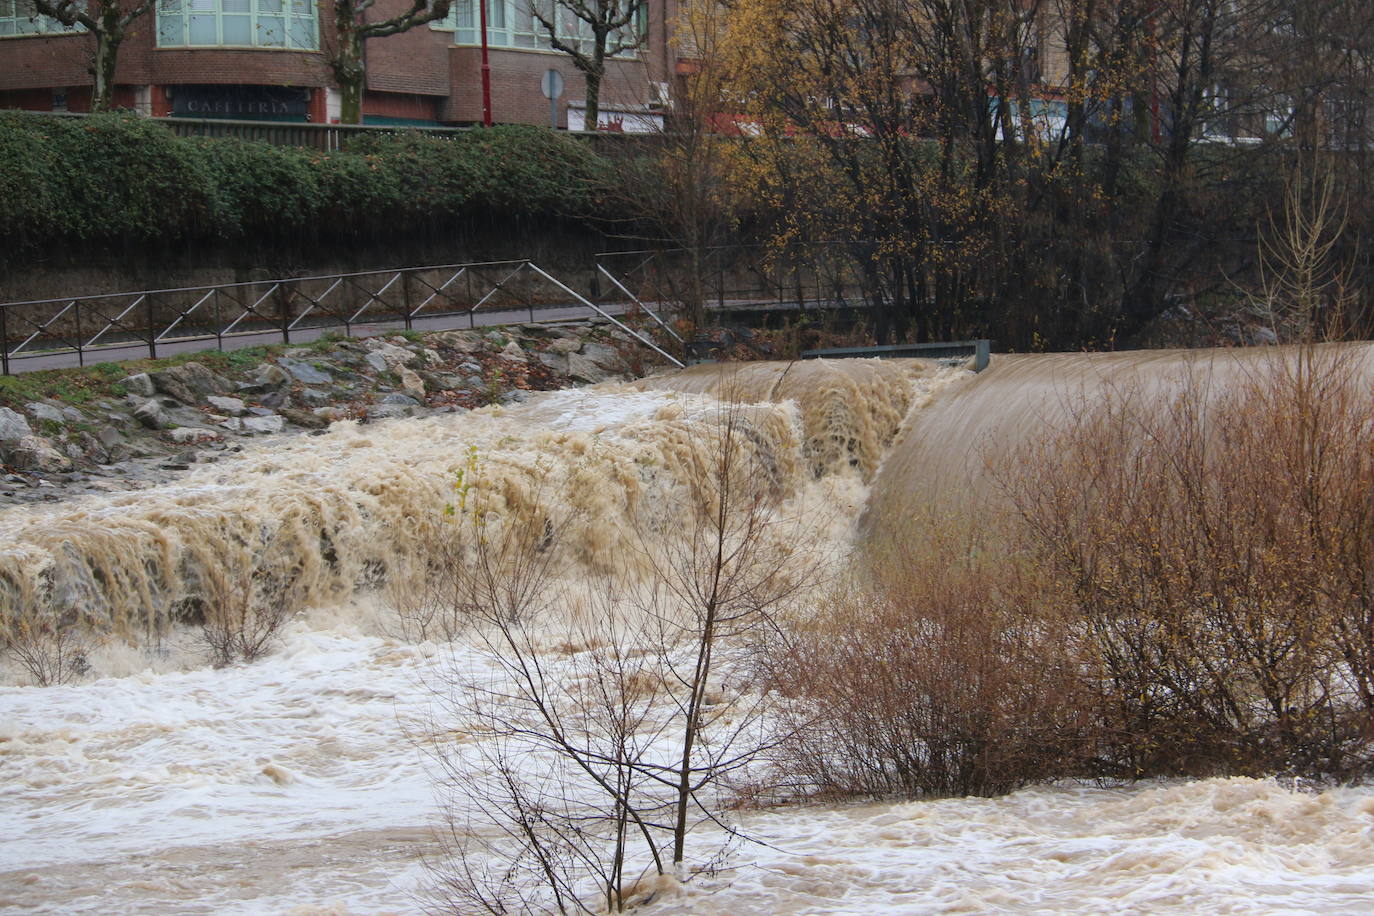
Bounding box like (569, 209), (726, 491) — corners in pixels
(861, 342), (1374, 542)
(0, 358), (957, 663)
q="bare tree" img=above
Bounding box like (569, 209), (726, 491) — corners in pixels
(29, 0), (154, 112)
(331, 0), (453, 124)
(527, 0), (647, 128)
(424, 395), (821, 911)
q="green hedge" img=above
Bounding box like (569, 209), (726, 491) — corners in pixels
(0, 113), (613, 249)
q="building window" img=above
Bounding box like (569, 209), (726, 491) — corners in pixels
(0, 0), (84, 36)
(156, 0), (318, 49)
(433, 0), (644, 56)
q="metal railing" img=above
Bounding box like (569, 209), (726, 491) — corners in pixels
(6, 110), (656, 150)
(0, 259), (683, 375)
(592, 244), (868, 319)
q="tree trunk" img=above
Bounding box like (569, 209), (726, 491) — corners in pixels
(334, 3), (365, 124)
(583, 45), (605, 128)
(90, 30), (118, 112)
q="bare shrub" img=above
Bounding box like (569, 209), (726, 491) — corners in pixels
(1001, 346), (1374, 779)
(424, 397), (820, 912)
(201, 562), (299, 667)
(6, 609), (90, 686)
(768, 516), (1092, 800)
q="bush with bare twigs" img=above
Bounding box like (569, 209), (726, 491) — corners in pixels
(5, 609), (90, 686)
(1001, 346), (1374, 779)
(423, 401), (819, 914)
(768, 518), (1092, 800)
(200, 562), (299, 668)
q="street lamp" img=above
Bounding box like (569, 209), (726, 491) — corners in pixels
(479, 0), (493, 126)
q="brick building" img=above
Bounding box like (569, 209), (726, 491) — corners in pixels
(0, 0), (682, 127)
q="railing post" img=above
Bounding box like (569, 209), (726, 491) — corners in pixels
(402, 271), (414, 331)
(74, 299), (84, 367)
(147, 292), (158, 360)
(214, 288), (224, 352)
(278, 282), (292, 344)
(1, 304), (10, 376)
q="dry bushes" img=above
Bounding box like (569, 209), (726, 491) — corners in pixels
(6, 610), (89, 686)
(768, 520), (1091, 799)
(774, 345), (1374, 798)
(1002, 346), (1374, 779)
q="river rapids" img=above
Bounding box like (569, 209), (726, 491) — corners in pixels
(3, 352), (1373, 914)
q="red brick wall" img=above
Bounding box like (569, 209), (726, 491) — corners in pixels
(1, 1), (679, 125)
(362, 0), (452, 97)
(362, 91), (440, 122)
(441, 46), (651, 126)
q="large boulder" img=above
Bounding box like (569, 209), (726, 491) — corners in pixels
(242, 415), (286, 435)
(119, 373), (156, 397)
(206, 396), (247, 417)
(133, 398), (172, 430)
(568, 352), (615, 384)
(276, 357), (333, 385)
(2, 435), (72, 472)
(151, 362), (234, 405)
(26, 402), (66, 425)
(0, 407), (33, 442)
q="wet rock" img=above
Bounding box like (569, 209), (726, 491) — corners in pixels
(151, 362), (234, 405)
(242, 415), (286, 435)
(369, 341), (419, 371)
(568, 352), (614, 384)
(0, 407), (34, 442)
(312, 406), (350, 423)
(206, 396), (247, 416)
(120, 373), (156, 397)
(26, 402), (66, 425)
(133, 398), (171, 430)
(580, 342), (622, 368)
(77, 432), (109, 464)
(548, 337), (581, 356)
(398, 367), (426, 398)
(429, 374), (467, 391)
(367, 404), (413, 420)
(276, 357), (332, 385)
(537, 352), (569, 374)
(251, 363), (291, 387)
(434, 330), (480, 352)
(168, 427), (220, 445)
(3, 435), (72, 472)
(278, 408), (330, 430)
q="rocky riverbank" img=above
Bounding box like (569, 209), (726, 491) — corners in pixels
(0, 320), (659, 507)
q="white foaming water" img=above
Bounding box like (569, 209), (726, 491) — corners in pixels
(4, 363), (1374, 913)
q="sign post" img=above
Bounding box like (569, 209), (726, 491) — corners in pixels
(540, 68), (565, 129)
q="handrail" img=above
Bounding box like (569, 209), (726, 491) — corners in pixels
(0, 259), (683, 375)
